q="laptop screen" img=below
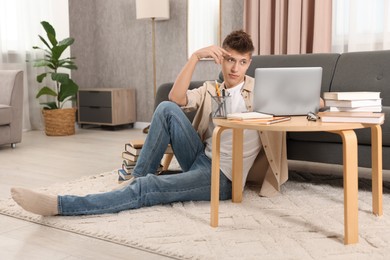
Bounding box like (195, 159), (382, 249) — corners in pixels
(253, 67), (323, 116)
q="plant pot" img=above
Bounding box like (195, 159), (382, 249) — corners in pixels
(42, 108), (77, 136)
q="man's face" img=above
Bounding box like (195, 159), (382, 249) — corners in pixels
(221, 48), (252, 88)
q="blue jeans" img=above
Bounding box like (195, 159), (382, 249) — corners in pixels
(58, 101), (232, 215)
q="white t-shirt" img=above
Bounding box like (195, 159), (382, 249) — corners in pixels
(204, 82), (262, 190)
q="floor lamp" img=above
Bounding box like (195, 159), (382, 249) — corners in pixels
(136, 0), (170, 99)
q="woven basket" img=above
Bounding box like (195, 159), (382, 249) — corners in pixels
(42, 108), (76, 136)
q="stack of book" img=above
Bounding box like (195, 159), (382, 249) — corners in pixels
(324, 91), (382, 112)
(118, 139), (174, 183)
(321, 91), (384, 124)
(118, 139), (144, 183)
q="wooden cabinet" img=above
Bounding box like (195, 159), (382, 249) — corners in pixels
(77, 88), (136, 126)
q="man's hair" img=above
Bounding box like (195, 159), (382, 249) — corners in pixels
(222, 30), (254, 55)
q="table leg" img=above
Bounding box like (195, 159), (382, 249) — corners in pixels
(162, 153), (174, 171)
(232, 128), (244, 202)
(371, 125), (383, 216)
(211, 126), (227, 227)
(337, 130), (359, 245)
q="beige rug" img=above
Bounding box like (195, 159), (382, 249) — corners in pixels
(1, 171), (389, 259)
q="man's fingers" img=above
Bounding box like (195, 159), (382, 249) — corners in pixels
(194, 45), (229, 64)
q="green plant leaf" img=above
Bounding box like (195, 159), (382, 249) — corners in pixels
(41, 21), (56, 38)
(58, 37), (74, 47)
(37, 73), (48, 83)
(33, 60), (53, 67)
(58, 79), (79, 102)
(41, 21), (57, 46)
(51, 45), (68, 61)
(38, 35), (52, 50)
(58, 58), (75, 64)
(40, 102), (58, 109)
(51, 38), (74, 61)
(51, 73), (70, 83)
(61, 64), (78, 70)
(47, 64), (55, 70)
(36, 86), (58, 98)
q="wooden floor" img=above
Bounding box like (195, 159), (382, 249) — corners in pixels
(1, 126), (388, 259)
(0, 127), (173, 260)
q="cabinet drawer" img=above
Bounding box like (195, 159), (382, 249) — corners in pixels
(79, 107), (112, 123)
(78, 91), (112, 107)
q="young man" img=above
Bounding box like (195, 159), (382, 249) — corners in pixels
(11, 30), (287, 216)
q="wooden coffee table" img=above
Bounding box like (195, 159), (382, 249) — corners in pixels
(210, 116), (383, 245)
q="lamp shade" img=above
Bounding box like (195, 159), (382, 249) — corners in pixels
(136, 0), (170, 20)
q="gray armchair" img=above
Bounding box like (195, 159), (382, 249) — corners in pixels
(0, 70), (23, 148)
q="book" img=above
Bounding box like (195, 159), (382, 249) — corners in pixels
(123, 159), (136, 167)
(324, 99), (382, 108)
(125, 143), (142, 156)
(239, 116), (291, 125)
(122, 160), (136, 173)
(122, 159), (136, 173)
(227, 112), (273, 120)
(125, 140), (173, 155)
(122, 164), (135, 174)
(318, 112), (385, 124)
(232, 116), (291, 125)
(128, 139), (144, 149)
(118, 169), (133, 181)
(329, 106), (382, 112)
(323, 91), (380, 100)
(122, 151), (139, 162)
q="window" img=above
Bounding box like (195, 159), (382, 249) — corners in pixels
(187, 0), (220, 58)
(332, 0), (390, 52)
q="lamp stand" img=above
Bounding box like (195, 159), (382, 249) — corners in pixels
(151, 17), (157, 98)
(143, 17), (157, 134)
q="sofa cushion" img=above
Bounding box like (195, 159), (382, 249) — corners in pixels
(0, 104), (11, 125)
(331, 50), (390, 106)
(155, 81), (206, 123)
(0, 70), (18, 105)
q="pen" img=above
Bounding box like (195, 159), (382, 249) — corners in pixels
(215, 80), (221, 97)
(207, 90), (217, 101)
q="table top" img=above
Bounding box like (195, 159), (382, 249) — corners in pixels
(213, 116), (378, 132)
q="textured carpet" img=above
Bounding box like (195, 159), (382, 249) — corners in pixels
(1, 171), (390, 260)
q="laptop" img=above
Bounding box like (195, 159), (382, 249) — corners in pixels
(253, 67), (323, 116)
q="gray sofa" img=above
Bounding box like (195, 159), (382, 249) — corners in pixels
(155, 50), (390, 170)
(0, 70), (24, 148)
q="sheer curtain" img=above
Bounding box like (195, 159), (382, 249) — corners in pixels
(244, 0), (332, 55)
(332, 0), (390, 52)
(0, 0), (69, 130)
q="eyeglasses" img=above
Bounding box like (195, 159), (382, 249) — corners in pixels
(223, 56), (249, 67)
(307, 112), (320, 121)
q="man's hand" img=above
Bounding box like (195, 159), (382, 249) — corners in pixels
(170, 46), (231, 106)
(192, 45), (231, 64)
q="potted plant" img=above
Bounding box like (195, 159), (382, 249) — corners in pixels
(32, 21), (79, 136)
